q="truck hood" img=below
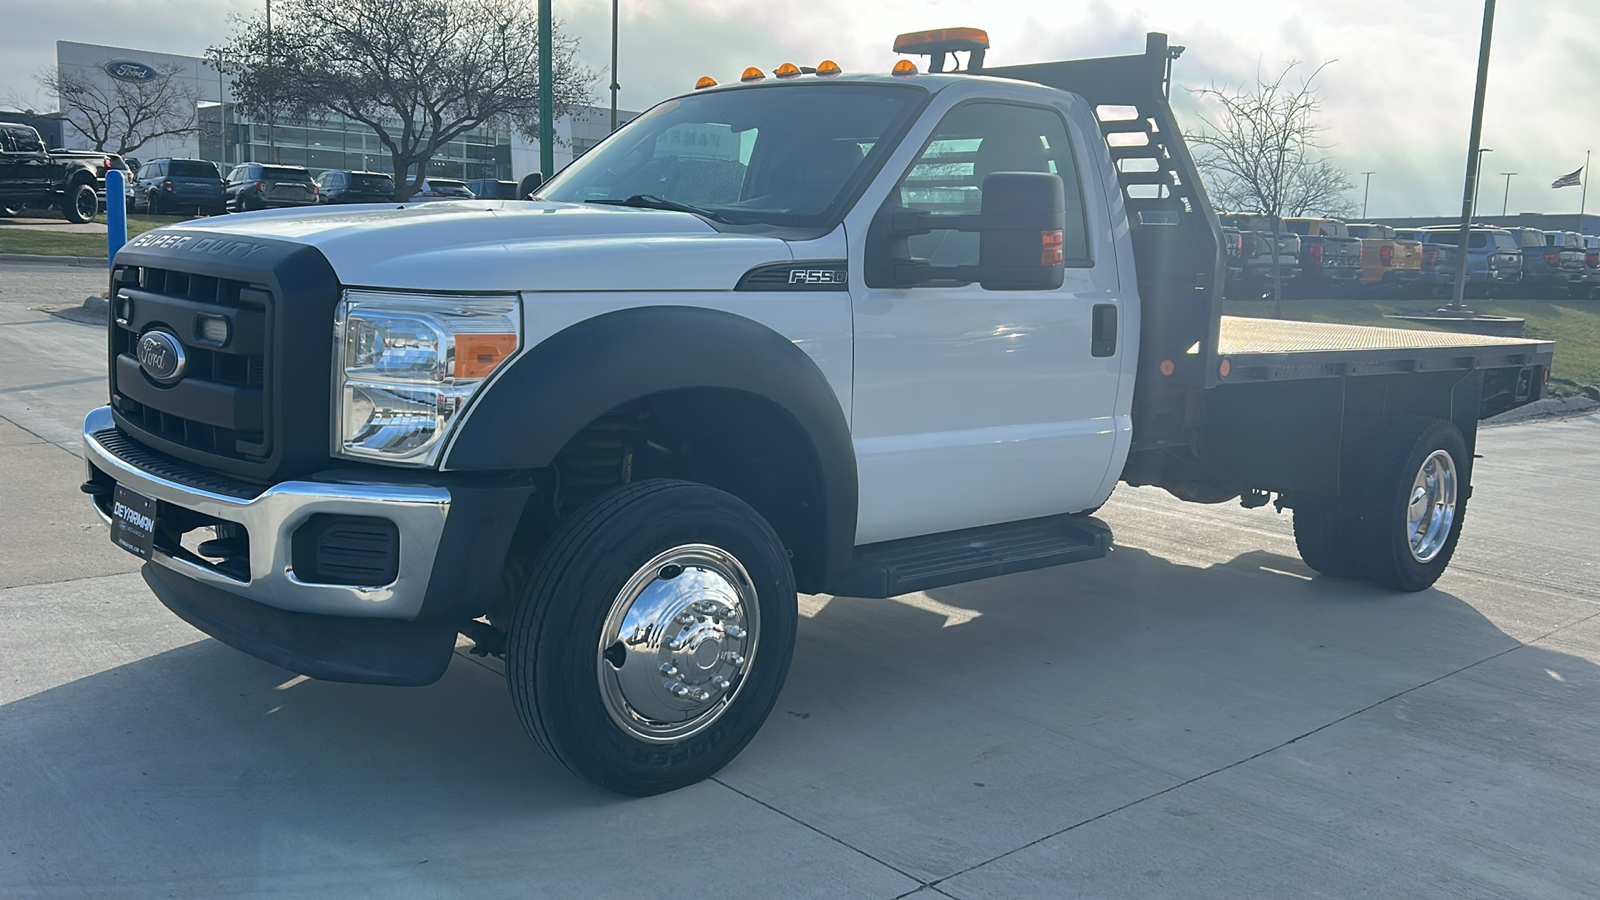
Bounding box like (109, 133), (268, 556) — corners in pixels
(139, 201), (793, 292)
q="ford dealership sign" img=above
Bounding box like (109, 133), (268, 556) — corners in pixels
(104, 60), (160, 82)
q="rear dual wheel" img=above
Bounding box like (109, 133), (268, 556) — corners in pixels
(62, 183), (97, 224)
(506, 479), (798, 796)
(1294, 417), (1468, 592)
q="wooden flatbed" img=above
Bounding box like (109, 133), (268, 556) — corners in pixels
(1215, 316), (1554, 384)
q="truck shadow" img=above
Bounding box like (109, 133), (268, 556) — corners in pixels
(2, 539), (1596, 894)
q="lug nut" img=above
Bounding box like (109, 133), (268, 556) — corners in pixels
(667, 683), (691, 698)
(723, 625), (746, 639)
(721, 652), (744, 666)
(694, 690), (711, 702)
(711, 676), (730, 690)
(659, 663), (679, 677)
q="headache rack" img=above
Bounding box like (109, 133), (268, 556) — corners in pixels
(978, 33), (1226, 448)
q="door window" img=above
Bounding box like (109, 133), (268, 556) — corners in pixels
(896, 101), (1090, 269)
(9, 128), (41, 154)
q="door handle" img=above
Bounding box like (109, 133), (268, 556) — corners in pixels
(1091, 304), (1117, 357)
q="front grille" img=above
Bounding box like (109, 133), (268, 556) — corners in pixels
(109, 264), (272, 462)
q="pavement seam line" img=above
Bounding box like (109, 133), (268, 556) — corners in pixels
(710, 775), (930, 890)
(925, 622), (1581, 890)
(0, 413), (52, 445)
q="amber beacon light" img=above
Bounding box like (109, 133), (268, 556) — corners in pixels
(740, 67), (766, 83)
(694, 76), (718, 89)
(816, 60), (842, 77)
(891, 59), (918, 77)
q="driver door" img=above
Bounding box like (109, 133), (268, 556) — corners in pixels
(849, 99), (1126, 545)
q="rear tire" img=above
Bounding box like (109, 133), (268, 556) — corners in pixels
(506, 479), (798, 796)
(1292, 496), (1360, 578)
(62, 183), (97, 224)
(1348, 417), (1469, 592)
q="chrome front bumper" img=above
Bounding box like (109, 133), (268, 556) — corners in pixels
(83, 406), (450, 619)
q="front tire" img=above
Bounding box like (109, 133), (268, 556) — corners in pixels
(62, 183), (97, 224)
(1348, 417), (1469, 592)
(506, 479), (798, 795)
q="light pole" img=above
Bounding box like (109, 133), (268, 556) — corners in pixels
(1447, 0), (1495, 315)
(1470, 148), (1492, 220)
(1360, 171), (1375, 219)
(609, 0), (619, 132)
(1499, 172), (1515, 216)
(539, 0), (554, 180)
(265, 0), (276, 163)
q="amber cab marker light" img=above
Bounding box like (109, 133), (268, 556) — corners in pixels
(892, 59), (918, 77)
(741, 67), (766, 83)
(1219, 359), (1232, 379)
(893, 27), (991, 55)
(1041, 229), (1064, 267)
(695, 76), (718, 89)
(1159, 359), (1175, 377)
(817, 60), (842, 77)
(775, 63), (802, 79)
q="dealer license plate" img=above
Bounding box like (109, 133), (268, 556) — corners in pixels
(109, 485), (157, 560)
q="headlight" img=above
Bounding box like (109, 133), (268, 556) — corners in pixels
(333, 290), (520, 466)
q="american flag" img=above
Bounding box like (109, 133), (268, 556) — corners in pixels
(1552, 167), (1584, 189)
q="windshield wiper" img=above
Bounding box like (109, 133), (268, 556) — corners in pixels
(586, 194), (730, 223)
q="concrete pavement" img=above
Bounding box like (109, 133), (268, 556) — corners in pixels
(1, 263), (1597, 898)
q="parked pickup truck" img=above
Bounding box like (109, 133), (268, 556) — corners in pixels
(1282, 217), (1362, 297)
(83, 29), (1555, 796)
(1217, 212), (1300, 297)
(1414, 226), (1523, 297)
(0, 122), (103, 222)
(1542, 230), (1589, 297)
(1344, 223), (1423, 292)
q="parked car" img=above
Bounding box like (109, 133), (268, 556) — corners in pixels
(315, 170), (396, 204)
(131, 159), (225, 216)
(1414, 226), (1522, 296)
(1584, 235), (1600, 299)
(465, 178), (524, 200)
(409, 177), (475, 201)
(1541, 230), (1589, 297)
(1395, 228), (1458, 296)
(224, 162), (318, 211)
(1281, 217), (1362, 297)
(1344, 223), (1423, 294)
(1217, 213), (1300, 297)
(0, 123), (102, 222)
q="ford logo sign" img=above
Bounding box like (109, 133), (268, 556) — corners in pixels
(137, 331), (187, 384)
(104, 60), (160, 82)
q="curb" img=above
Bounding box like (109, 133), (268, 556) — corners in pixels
(0, 252), (108, 268)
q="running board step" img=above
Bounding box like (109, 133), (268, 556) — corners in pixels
(829, 514), (1112, 599)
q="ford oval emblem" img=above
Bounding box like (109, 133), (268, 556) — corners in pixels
(137, 330), (187, 384)
(104, 60), (160, 82)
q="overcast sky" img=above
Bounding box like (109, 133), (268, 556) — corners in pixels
(3, 0), (1596, 218)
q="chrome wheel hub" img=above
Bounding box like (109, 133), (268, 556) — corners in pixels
(1406, 449), (1458, 563)
(597, 544), (759, 743)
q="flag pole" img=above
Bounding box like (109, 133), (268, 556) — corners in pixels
(1580, 149), (1590, 234)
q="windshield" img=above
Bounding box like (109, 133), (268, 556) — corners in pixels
(168, 161), (217, 178)
(539, 83), (925, 229)
(350, 174), (393, 190)
(262, 166), (311, 181)
(1283, 221), (1312, 235)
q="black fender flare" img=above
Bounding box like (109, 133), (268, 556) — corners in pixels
(444, 305), (858, 583)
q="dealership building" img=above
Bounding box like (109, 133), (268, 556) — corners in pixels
(48, 40), (635, 181)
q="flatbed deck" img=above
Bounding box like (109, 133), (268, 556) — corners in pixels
(1215, 316), (1554, 384)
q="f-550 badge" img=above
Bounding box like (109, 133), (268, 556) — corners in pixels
(735, 261), (849, 291)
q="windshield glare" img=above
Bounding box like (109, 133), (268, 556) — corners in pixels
(538, 83), (924, 228)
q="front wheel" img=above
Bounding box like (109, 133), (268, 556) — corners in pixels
(506, 479), (798, 795)
(1348, 417), (1469, 592)
(62, 183), (97, 224)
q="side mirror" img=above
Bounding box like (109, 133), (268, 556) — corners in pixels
(865, 171), (1067, 290)
(518, 172), (544, 199)
(975, 172), (1066, 291)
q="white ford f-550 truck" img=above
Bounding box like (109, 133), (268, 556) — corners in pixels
(85, 29), (1554, 794)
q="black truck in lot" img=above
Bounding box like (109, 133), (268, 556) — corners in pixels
(0, 122), (104, 222)
(83, 29), (1556, 795)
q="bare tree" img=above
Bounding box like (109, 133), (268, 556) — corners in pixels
(37, 62), (201, 156)
(222, 0), (594, 200)
(1186, 61), (1357, 312)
